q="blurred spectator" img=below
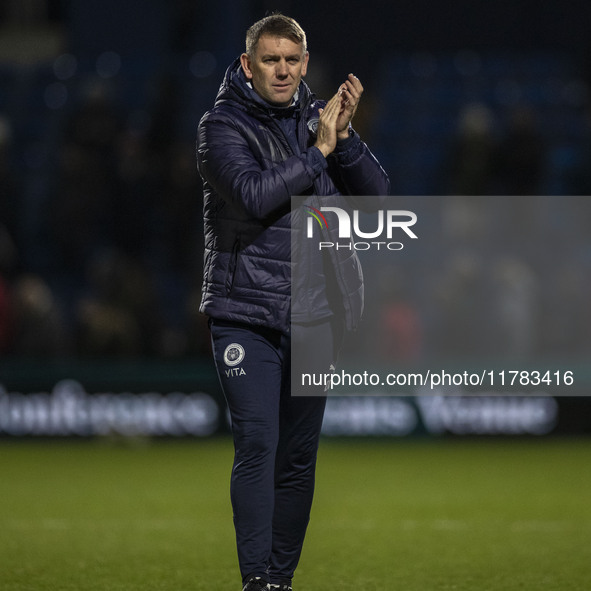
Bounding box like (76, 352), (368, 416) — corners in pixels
(0, 116), (18, 352)
(375, 271), (422, 364)
(0, 275), (11, 353)
(442, 104), (497, 252)
(0, 115), (19, 259)
(64, 78), (123, 155)
(441, 194), (491, 249)
(170, 0), (200, 53)
(10, 274), (67, 356)
(0, 223), (17, 276)
(50, 140), (114, 272)
(0, 223), (18, 353)
(152, 140), (203, 272)
(490, 256), (538, 359)
(446, 103), (498, 196)
(75, 250), (162, 357)
(567, 101), (591, 195)
(2, 0), (50, 26)
(494, 106), (546, 249)
(430, 252), (490, 359)
(111, 128), (161, 259)
(496, 105), (545, 196)
(50, 80), (123, 273)
(538, 262), (591, 357)
(146, 73), (181, 157)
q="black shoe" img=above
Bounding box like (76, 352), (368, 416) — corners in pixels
(242, 577), (269, 591)
(269, 584), (292, 591)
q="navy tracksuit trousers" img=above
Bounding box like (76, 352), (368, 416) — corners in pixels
(210, 318), (338, 585)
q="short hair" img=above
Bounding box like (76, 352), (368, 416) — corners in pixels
(245, 14), (307, 56)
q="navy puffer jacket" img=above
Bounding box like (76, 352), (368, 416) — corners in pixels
(197, 58), (390, 334)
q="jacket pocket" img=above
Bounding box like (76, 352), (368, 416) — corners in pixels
(225, 236), (240, 294)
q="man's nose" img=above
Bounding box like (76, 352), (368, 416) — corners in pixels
(276, 60), (288, 77)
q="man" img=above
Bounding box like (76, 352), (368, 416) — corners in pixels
(196, 14), (389, 591)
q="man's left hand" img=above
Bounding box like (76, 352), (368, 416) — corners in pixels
(336, 74), (363, 140)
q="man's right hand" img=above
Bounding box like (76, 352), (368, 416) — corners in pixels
(314, 93), (342, 158)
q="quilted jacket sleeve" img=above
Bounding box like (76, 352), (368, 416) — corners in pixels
(329, 132), (391, 210)
(197, 112), (323, 220)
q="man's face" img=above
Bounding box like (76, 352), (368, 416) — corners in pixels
(240, 35), (309, 107)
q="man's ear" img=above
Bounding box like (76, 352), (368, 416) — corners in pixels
(301, 51), (310, 77)
(240, 53), (253, 80)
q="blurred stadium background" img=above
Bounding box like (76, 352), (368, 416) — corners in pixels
(1, 0), (591, 438)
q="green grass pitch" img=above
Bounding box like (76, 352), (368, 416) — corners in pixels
(1, 437), (590, 590)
